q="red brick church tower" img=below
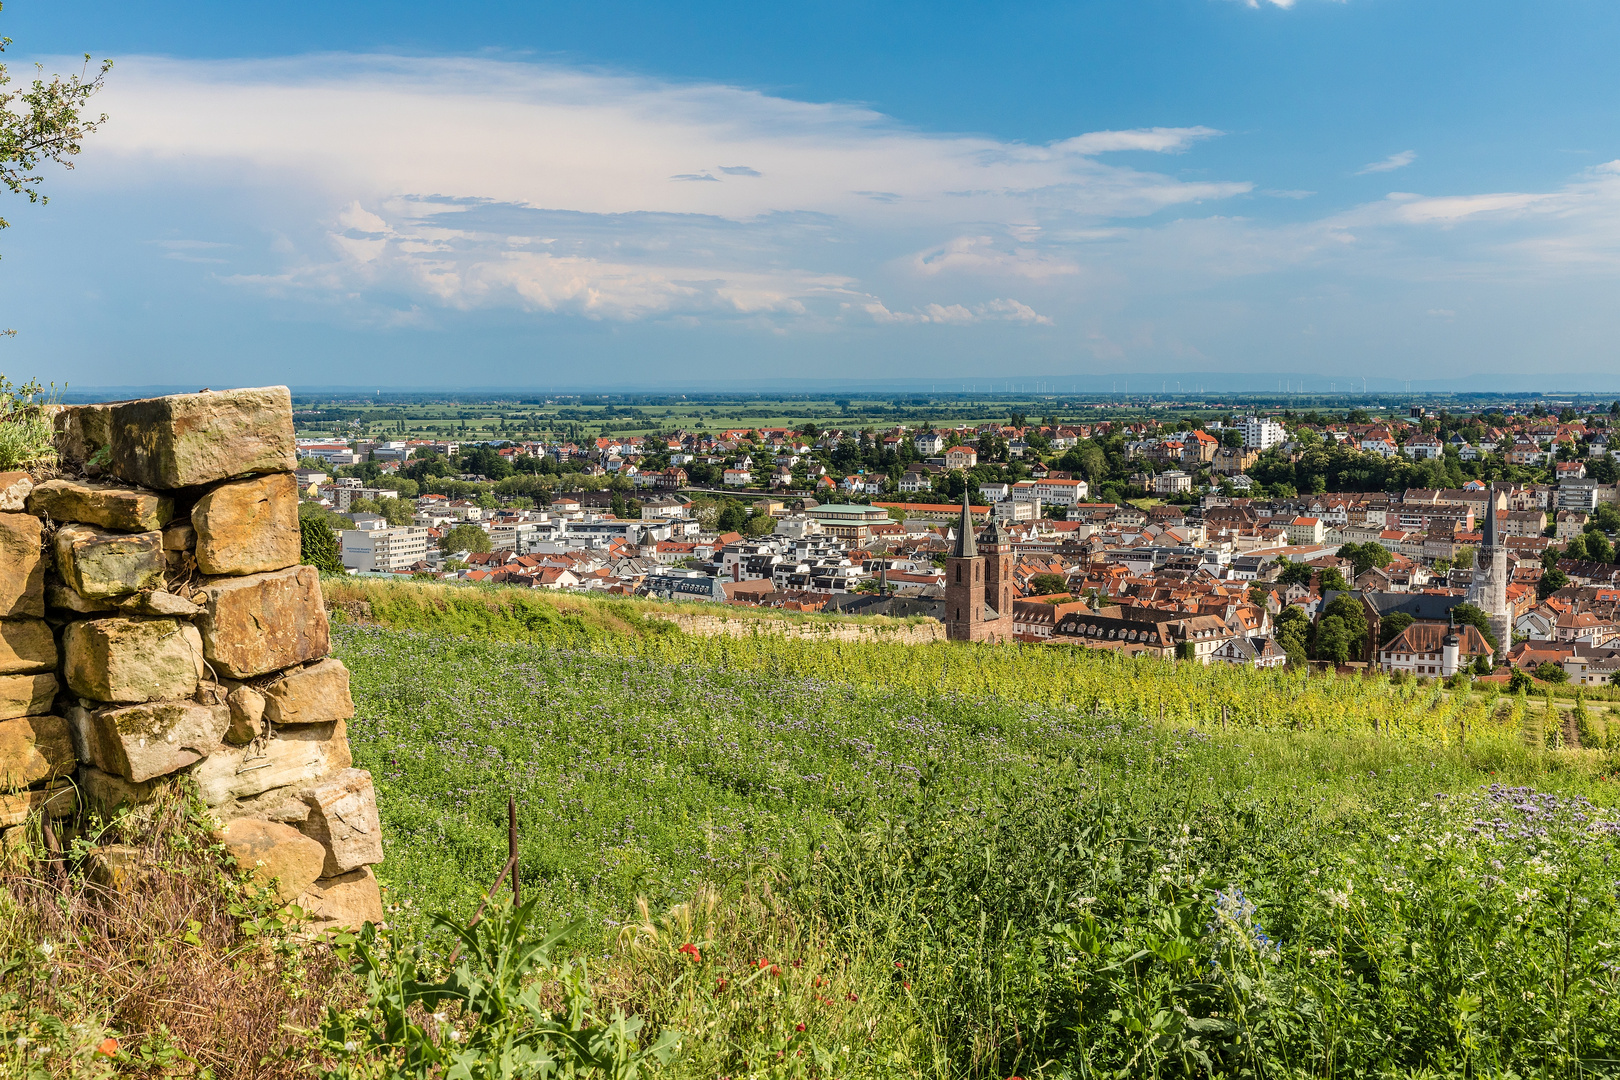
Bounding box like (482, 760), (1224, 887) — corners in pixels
(944, 492), (1016, 642)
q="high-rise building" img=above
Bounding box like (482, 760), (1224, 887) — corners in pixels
(1240, 416), (1287, 451)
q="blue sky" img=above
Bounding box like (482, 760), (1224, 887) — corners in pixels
(4, 0), (1620, 391)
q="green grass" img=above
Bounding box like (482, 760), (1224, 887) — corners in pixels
(333, 602), (1620, 1078)
(323, 577), (935, 635)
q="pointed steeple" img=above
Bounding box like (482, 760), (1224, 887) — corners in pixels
(1481, 482), (1499, 549)
(953, 491), (978, 558)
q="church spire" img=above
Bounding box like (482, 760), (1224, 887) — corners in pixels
(1482, 482), (1499, 549)
(953, 490), (978, 558)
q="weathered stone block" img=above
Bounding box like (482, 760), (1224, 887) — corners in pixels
(192, 472), (299, 576)
(0, 472), (32, 512)
(83, 701), (230, 783)
(0, 824), (30, 870)
(193, 566), (329, 679)
(191, 720), (350, 806)
(225, 685), (266, 744)
(115, 589), (204, 617)
(296, 768), (382, 876)
(212, 817), (326, 902)
(0, 780), (76, 827)
(0, 619), (55, 675)
(47, 581), (115, 615)
(54, 525), (166, 600)
(51, 403), (112, 470)
(63, 618), (204, 703)
(0, 513), (45, 619)
(295, 866), (383, 932)
(85, 844), (146, 893)
(0, 673), (57, 721)
(0, 714), (74, 789)
(107, 387), (297, 490)
(26, 479), (172, 532)
(162, 521), (196, 551)
(65, 704), (103, 764)
(77, 766), (160, 813)
(263, 659), (354, 726)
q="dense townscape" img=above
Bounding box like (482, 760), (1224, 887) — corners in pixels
(292, 397), (1620, 691)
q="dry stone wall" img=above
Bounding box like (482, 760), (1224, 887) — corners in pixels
(0, 386), (382, 931)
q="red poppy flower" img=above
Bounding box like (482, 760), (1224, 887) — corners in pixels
(678, 943), (702, 963)
(795, 1022), (806, 1032)
(95, 1038), (119, 1059)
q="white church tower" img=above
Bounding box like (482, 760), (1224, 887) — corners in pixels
(1467, 482), (1512, 650)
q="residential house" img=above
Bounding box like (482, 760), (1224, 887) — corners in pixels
(1377, 621), (1493, 677)
(1211, 635), (1287, 669)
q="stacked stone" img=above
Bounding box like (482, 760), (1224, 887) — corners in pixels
(0, 387), (382, 931)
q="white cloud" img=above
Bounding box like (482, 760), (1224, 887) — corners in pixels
(67, 54), (1252, 327)
(33, 52), (1620, 378)
(1356, 150), (1417, 175)
(1048, 127), (1223, 155)
(856, 297), (1053, 326)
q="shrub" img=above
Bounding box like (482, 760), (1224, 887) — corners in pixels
(318, 898), (675, 1079)
(0, 375), (57, 471)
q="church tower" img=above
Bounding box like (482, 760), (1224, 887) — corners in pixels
(945, 492), (984, 641)
(981, 515), (1015, 641)
(1467, 482), (1511, 652)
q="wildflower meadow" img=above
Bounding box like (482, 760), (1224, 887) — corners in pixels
(330, 604), (1620, 1079)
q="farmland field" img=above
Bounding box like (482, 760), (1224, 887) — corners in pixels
(333, 597), (1620, 1078)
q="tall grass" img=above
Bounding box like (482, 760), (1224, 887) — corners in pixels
(0, 788), (354, 1079)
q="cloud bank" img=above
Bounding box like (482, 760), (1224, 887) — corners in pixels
(25, 51), (1620, 381)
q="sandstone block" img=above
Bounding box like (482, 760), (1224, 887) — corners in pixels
(0, 472), (32, 512)
(85, 845), (147, 893)
(0, 619), (55, 675)
(48, 581), (115, 615)
(0, 673), (57, 721)
(212, 817), (326, 902)
(191, 720), (350, 806)
(65, 704), (103, 765)
(77, 766), (160, 814)
(263, 659), (354, 726)
(26, 479), (173, 532)
(115, 589), (204, 617)
(225, 685), (266, 744)
(193, 566), (330, 679)
(0, 714), (74, 789)
(51, 403), (112, 470)
(192, 472), (299, 576)
(163, 522), (196, 551)
(0, 513), (45, 618)
(297, 768), (382, 876)
(0, 824), (30, 870)
(83, 701), (230, 783)
(295, 866), (383, 932)
(63, 618), (204, 703)
(0, 780), (76, 827)
(54, 525), (166, 600)
(107, 387), (297, 490)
